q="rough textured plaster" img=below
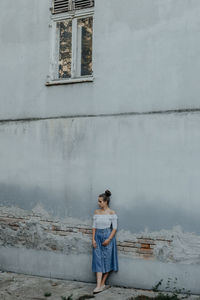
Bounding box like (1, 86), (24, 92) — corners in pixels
(0, 204), (200, 264)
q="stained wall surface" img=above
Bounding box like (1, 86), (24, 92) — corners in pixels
(0, 0), (200, 293)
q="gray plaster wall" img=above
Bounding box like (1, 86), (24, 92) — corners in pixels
(0, 114), (200, 234)
(1, 0), (200, 118)
(1, 0), (200, 293)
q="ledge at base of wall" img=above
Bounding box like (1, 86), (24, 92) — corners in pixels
(0, 246), (200, 294)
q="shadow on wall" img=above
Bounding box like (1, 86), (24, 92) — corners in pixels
(0, 182), (199, 234)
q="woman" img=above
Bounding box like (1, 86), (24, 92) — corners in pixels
(92, 189), (119, 294)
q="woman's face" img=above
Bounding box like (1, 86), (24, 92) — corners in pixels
(98, 197), (107, 208)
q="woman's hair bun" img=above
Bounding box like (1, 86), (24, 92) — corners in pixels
(105, 189), (111, 197)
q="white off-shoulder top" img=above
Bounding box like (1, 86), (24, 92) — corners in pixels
(92, 214), (118, 229)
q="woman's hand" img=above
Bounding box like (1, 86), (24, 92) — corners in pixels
(102, 238), (111, 246)
(92, 239), (97, 248)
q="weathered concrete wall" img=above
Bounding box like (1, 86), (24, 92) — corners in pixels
(1, 205), (200, 294)
(1, 115), (200, 292)
(1, 0), (200, 294)
(0, 115), (200, 234)
(1, 0), (200, 118)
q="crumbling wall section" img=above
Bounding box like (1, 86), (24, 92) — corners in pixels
(1, 205), (200, 264)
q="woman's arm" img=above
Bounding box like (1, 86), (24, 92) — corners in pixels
(92, 226), (97, 248)
(108, 228), (117, 241)
(102, 229), (116, 246)
(92, 227), (96, 241)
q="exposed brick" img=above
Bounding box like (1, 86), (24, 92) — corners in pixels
(0, 217), (26, 224)
(52, 225), (61, 231)
(136, 248), (153, 254)
(50, 245), (57, 251)
(141, 243), (151, 249)
(44, 229), (70, 236)
(78, 228), (89, 234)
(8, 225), (19, 231)
(117, 241), (140, 248)
(0, 213), (173, 262)
(137, 238), (156, 245)
(155, 238), (172, 243)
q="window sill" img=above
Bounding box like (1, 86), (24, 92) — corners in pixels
(45, 76), (94, 86)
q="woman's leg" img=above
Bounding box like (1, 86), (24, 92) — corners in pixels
(101, 272), (110, 286)
(96, 272), (103, 288)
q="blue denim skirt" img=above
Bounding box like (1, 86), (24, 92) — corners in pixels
(92, 227), (119, 273)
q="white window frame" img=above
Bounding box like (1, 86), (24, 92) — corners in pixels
(46, 7), (94, 86)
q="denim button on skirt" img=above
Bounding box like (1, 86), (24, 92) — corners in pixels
(92, 227), (119, 273)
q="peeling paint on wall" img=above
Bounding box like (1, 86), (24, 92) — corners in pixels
(1, 205), (200, 264)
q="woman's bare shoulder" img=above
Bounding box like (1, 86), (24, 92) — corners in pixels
(109, 209), (116, 215)
(94, 209), (101, 215)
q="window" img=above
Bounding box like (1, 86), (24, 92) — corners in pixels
(46, 0), (94, 85)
